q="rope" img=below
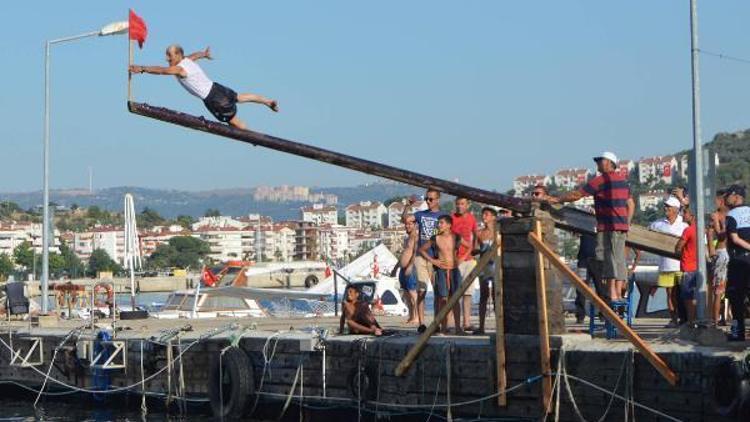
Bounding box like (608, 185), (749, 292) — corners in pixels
(33, 326), (85, 408)
(0, 323), (235, 395)
(140, 340), (147, 417)
(248, 331), (288, 417)
(560, 346), (626, 422)
(446, 343), (453, 422)
(277, 362), (302, 420)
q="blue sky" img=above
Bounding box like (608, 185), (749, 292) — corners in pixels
(1, 1), (750, 193)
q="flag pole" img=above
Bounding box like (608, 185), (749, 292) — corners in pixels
(128, 39), (134, 101)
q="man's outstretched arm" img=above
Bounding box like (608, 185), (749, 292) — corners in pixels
(129, 65), (186, 77)
(188, 47), (212, 61)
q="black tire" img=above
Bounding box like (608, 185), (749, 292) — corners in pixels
(714, 360), (750, 416)
(348, 366), (377, 400)
(209, 347), (254, 419)
(304, 274), (319, 288)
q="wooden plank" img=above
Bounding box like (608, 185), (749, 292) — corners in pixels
(393, 242), (498, 377)
(547, 205), (680, 259)
(494, 232), (507, 406)
(526, 231), (679, 386)
(533, 220), (553, 413)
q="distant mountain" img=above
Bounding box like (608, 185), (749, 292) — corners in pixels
(0, 182), (422, 221)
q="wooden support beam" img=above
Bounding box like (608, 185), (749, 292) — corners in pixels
(394, 242), (498, 377)
(127, 101), (681, 258)
(526, 231), (679, 386)
(533, 221), (553, 413)
(493, 233), (507, 407)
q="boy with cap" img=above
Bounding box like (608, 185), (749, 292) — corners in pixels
(724, 185), (750, 341)
(546, 151), (635, 304)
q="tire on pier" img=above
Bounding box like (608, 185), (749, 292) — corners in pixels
(208, 347), (255, 419)
(713, 359), (750, 417)
(304, 274), (319, 288)
(348, 365), (378, 401)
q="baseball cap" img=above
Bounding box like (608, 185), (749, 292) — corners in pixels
(663, 196), (681, 208)
(725, 184), (746, 197)
(593, 151), (618, 164)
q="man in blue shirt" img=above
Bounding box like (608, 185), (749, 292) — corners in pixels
(404, 188), (447, 323)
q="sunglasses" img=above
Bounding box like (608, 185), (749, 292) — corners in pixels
(533, 192), (544, 197)
(425, 197), (439, 202)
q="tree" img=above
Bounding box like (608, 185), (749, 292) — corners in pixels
(59, 241), (85, 278)
(204, 208), (221, 217)
(274, 248), (283, 261)
(147, 236), (210, 270)
(13, 241), (35, 272)
(0, 253), (14, 281)
(87, 249), (121, 277)
(0, 201), (21, 219)
(138, 207), (166, 229)
(175, 215), (195, 229)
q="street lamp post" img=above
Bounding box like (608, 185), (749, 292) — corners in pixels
(41, 21), (128, 314)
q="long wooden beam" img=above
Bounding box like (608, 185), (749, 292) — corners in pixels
(127, 102), (531, 213)
(128, 101), (680, 258)
(393, 242), (498, 377)
(493, 233), (507, 406)
(527, 231), (679, 386)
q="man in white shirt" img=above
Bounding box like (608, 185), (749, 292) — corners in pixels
(649, 196), (688, 327)
(130, 45), (278, 130)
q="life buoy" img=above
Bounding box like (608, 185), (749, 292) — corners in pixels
(304, 274), (319, 288)
(348, 365), (377, 400)
(93, 283), (114, 307)
(208, 347), (254, 418)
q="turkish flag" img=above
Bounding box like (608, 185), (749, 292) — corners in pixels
(129, 9), (147, 48)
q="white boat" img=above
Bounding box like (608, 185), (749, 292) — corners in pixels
(150, 289), (268, 319)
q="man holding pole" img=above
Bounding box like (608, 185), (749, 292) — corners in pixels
(546, 152), (635, 304)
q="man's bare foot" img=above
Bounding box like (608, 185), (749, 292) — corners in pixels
(267, 100), (279, 112)
(406, 319), (419, 325)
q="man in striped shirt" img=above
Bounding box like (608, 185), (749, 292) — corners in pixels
(547, 152), (635, 303)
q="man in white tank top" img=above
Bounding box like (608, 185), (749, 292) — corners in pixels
(129, 44), (278, 129)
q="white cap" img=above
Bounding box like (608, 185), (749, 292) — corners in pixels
(593, 151), (618, 165)
(663, 196), (681, 208)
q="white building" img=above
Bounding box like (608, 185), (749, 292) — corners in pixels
(318, 224), (351, 260)
(387, 200), (426, 228)
(0, 222), (60, 257)
(191, 216), (245, 231)
(638, 156), (678, 186)
(638, 191), (667, 212)
(301, 204), (338, 226)
(553, 168), (591, 190)
(270, 225), (296, 262)
(193, 227), (247, 262)
(513, 175), (550, 195)
(91, 227), (126, 264)
(345, 201), (387, 229)
(617, 160), (635, 177)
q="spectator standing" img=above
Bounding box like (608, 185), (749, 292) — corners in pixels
(724, 185), (750, 341)
(649, 196), (688, 328)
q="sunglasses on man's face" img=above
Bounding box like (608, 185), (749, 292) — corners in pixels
(425, 197), (439, 202)
(533, 192), (544, 197)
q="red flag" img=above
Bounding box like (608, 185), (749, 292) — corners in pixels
(129, 9), (148, 48)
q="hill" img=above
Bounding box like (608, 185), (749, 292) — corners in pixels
(0, 182), (422, 221)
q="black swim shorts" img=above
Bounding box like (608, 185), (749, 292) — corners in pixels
(203, 82), (238, 123)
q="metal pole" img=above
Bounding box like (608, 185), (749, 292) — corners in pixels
(41, 30), (100, 315)
(41, 40), (50, 314)
(689, 0), (708, 321)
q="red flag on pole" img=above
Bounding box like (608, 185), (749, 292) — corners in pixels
(129, 9), (147, 48)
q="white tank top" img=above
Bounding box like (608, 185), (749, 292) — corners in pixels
(176, 58), (213, 99)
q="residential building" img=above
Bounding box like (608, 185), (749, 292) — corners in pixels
(288, 221), (319, 261)
(318, 224), (351, 260)
(638, 156), (678, 186)
(377, 227), (404, 254)
(345, 201), (387, 229)
(301, 204), (338, 226)
(193, 227), (248, 262)
(638, 191), (667, 212)
(191, 216), (245, 231)
(513, 175), (550, 195)
(387, 200), (426, 228)
(617, 160), (635, 177)
(91, 227), (126, 264)
(553, 168), (591, 190)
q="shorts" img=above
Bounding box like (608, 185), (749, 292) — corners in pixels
(657, 271), (682, 288)
(596, 231), (627, 281)
(680, 271), (698, 300)
(458, 260), (478, 296)
(713, 249), (729, 285)
(434, 267), (461, 298)
(398, 267), (417, 291)
(203, 82), (238, 123)
(413, 256), (431, 291)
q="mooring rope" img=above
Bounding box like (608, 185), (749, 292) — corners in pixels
(140, 340), (148, 418)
